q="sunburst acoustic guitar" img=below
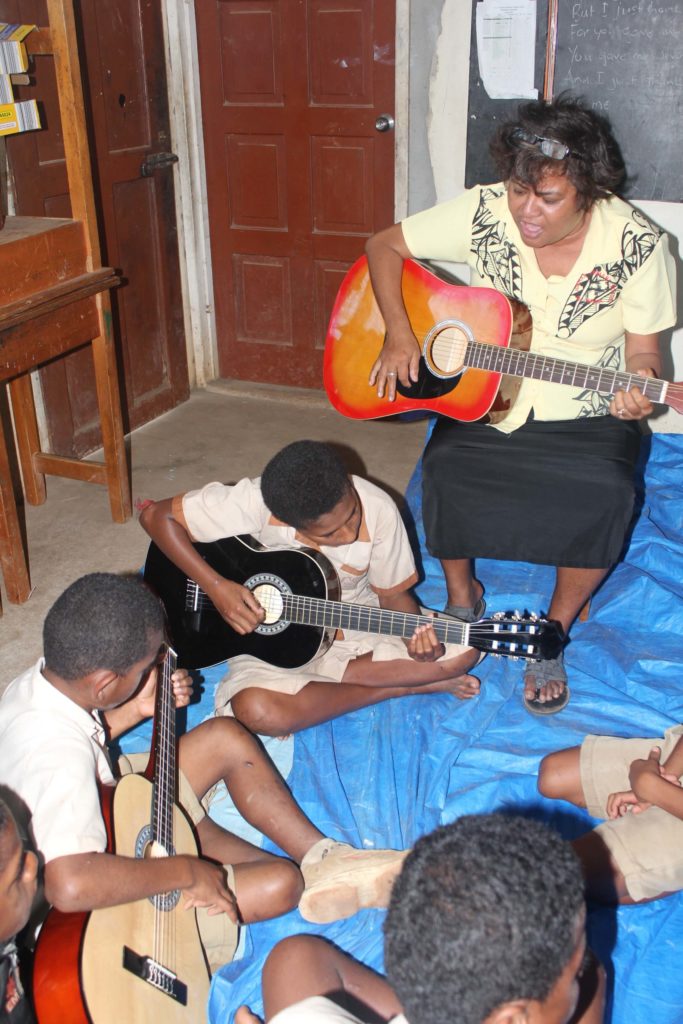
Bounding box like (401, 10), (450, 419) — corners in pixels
(32, 647), (211, 1024)
(323, 256), (683, 423)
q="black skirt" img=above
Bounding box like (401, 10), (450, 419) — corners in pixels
(421, 415), (642, 568)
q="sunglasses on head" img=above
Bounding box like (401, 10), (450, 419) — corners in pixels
(511, 128), (574, 160)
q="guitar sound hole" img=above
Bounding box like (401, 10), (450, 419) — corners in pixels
(252, 583), (283, 624)
(245, 572), (293, 636)
(424, 319), (471, 379)
(135, 826), (180, 911)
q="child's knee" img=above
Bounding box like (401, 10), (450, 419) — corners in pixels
(537, 750), (562, 797)
(232, 688), (285, 736)
(260, 860), (304, 918)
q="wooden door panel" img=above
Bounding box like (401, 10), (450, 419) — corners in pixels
(1, 0), (188, 457)
(197, 0), (394, 388)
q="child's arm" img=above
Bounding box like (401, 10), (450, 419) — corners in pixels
(628, 746), (683, 820)
(45, 850), (238, 917)
(103, 666), (193, 739)
(661, 733), (683, 777)
(379, 590), (445, 662)
(140, 497), (265, 634)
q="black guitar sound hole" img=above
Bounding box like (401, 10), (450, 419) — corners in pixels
(396, 358), (461, 400)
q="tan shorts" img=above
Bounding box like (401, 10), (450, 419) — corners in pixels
(214, 633), (471, 714)
(580, 725), (683, 901)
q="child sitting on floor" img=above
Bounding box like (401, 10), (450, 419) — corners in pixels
(140, 439), (480, 737)
(0, 573), (408, 957)
(539, 725), (683, 904)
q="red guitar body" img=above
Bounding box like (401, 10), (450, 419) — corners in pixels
(323, 255), (533, 424)
(323, 256), (683, 421)
(32, 786), (114, 1024)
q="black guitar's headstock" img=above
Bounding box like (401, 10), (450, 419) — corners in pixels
(468, 613), (565, 662)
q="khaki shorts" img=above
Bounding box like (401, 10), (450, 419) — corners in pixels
(580, 725), (683, 901)
(215, 632), (472, 714)
(118, 754), (239, 970)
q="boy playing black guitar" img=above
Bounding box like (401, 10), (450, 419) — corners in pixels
(140, 440), (483, 737)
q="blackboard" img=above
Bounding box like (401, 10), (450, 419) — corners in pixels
(465, 1), (683, 202)
(553, 1), (683, 202)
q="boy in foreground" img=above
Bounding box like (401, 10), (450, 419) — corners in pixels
(140, 439), (481, 737)
(0, 798), (38, 1023)
(0, 574), (408, 950)
(234, 814), (604, 1024)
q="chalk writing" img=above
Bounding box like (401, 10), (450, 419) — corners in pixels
(555, 0), (682, 199)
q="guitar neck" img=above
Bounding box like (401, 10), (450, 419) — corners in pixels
(151, 646), (177, 852)
(466, 341), (669, 405)
(281, 594), (469, 644)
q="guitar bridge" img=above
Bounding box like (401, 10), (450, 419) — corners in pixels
(122, 946), (188, 1005)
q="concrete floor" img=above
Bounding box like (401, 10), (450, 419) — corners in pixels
(0, 381), (429, 691)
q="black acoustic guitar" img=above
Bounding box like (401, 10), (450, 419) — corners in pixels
(143, 535), (564, 669)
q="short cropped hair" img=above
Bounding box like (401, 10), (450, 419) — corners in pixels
(0, 799), (13, 871)
(260, 441), (351, 528)
(490, 94), (626, 209)
(43, 573), (164, 680)
(384, 814), (584, 1024)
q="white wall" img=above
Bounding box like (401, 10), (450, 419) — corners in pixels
(408, 0), (683, 434)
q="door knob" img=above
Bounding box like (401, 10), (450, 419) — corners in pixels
(374, 114), (395, 133)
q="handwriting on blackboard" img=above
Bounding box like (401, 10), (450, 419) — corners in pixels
(557, 2), (682, 106)
(553, 1), (682, 199)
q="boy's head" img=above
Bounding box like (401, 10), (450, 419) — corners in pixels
(261, 441), (360, 546)
(384, 814), (586, 1024)
(43, 573), (165, 685)
(0, 799), (37, 944)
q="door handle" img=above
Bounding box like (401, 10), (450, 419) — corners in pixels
(374, 114), (395, 133)
(140, 151), (179, 177)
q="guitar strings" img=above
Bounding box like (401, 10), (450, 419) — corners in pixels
(428, 331), (680, 406)
(152, 648), (177, 980)
(185, 579), (547, 653)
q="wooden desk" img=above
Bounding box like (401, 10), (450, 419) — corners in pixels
(0, 215), (131, 604)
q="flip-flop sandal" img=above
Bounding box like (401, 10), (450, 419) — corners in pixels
(444, 589), (486, 623)
(523, 655), (570, 716)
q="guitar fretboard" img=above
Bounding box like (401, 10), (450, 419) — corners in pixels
(152, 646), (177, 855)
(277, 593), (471, 644)
(464, 340), (668, 403)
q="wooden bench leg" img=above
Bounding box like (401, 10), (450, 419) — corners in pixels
(91, 308), (132, 524)
(8, 373), (47, 506)
(0, 389), (31, 603)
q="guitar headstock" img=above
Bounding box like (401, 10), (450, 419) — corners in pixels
(468, 612), (565, 662)
(665, 381), (683, 415)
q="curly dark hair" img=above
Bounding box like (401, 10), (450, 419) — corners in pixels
(490, 94), (626, 210)
(43, 573), (164, 680)
(384, 814), (584, 1024)
(260, 441), (351, 528)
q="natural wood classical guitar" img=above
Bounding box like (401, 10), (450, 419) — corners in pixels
(32, 648), (210, 1023)
(323, 256), (683, 423)
(143, 535), (565, 669)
